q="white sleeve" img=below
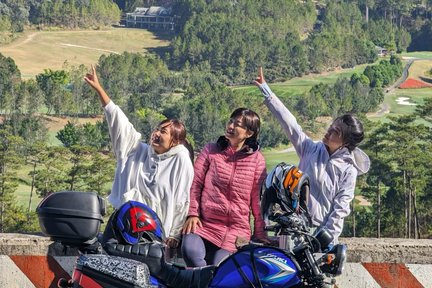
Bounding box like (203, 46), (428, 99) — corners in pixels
(324, 167), (358, 242)
(104, 101), (142, 160)
(168, 155), (194, 240)
(264, 94), (315, 158)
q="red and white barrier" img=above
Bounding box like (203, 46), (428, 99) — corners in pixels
(1, 255), (432, 288)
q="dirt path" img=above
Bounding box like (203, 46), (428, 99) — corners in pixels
(5, 30), (121, 55)
(60, 43), (120, 54)
(40, 114), (104, 132)
(7, 32), (38, 48)
(356, 195), (371, 206)
(368, 102), (390, 117)
(3, 29), (114, 49)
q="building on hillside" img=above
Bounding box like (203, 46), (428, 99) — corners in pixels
(375, 46), (388, 57)
(125, 7), (175, 31)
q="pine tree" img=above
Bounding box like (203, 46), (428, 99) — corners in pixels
(0, 127), (25, 232)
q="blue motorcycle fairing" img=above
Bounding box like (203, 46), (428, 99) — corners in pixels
(209, 246), (301, 288)
(150, 276), (166, 287)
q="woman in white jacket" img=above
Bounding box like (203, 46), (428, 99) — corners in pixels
(84, 66), (194, 249)
(254, 67), (370, 243)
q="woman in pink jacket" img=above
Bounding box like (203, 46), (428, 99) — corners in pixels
(181, 108), (269, 267)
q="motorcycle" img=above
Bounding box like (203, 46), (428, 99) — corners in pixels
(37, 163), (347, 288)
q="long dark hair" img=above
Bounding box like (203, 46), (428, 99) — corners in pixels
(157, 119), (194, 162)
(333, 114), (364, 152)
(230, 107), (261, 149)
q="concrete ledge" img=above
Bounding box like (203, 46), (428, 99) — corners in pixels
(2, 234), (431, 263)
(340, 237), (432, 264)
(0, 233), (52, 256)
(0, 233), (78, 256)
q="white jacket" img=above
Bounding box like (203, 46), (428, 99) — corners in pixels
(104, 101), (194, 240)
(264, 94), (370, 243)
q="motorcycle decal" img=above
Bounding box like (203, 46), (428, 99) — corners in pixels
(210, 247), (301, 287)
(130, 207), (157, 233)
(77, 254), (154, 287)
(259, 254), (297, 283)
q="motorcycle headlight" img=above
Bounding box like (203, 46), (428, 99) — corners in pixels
(313, 228), (334, 252)
(320, 244), (347, 276)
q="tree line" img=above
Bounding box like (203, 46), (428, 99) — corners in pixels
(0, 0), (120, 37)
(168, 0), (375, 84)
(343, 100), (432, 239)
(166, 0), (427, 85)
(0, 51), (402, 149)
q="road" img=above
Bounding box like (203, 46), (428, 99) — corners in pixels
(385, 58), (414, 93)
(373, 57), (416, 116)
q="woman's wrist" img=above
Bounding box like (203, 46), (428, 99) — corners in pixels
(257, 82), (273, 98)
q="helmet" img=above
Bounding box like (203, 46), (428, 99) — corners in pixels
(113, 201), (166, 245)
(260, 162), (310, 223)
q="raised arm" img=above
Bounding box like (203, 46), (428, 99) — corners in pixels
(254, 67), (313, 158)
(84, 65), (141, 159)
(84, 65), (110, 107)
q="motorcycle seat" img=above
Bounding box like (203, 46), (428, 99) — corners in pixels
(104, 241), (216, 288)
(104, 241), (165, 276)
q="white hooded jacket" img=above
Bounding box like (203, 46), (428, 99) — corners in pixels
(104, 101), (194, 240)
(264, 94), (370, 243)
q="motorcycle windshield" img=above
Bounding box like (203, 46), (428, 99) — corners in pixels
(209, 246), (301, 288)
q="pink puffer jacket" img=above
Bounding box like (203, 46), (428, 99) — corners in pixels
(188, 140), (267, 252)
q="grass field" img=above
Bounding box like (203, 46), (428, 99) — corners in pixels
(0, 27), (170, 79)
(236, 64), (371, 99)
(401, 51), (432, 59)
(385, 88), (430, 115)
(262, 148), (299, 171)
(407, 59), (432, 79)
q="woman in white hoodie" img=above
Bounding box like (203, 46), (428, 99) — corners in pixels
(254, 67), (370, 243)
(84, 66), (194, 249)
